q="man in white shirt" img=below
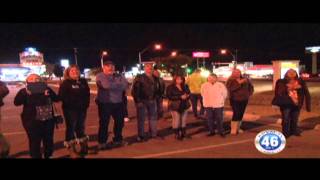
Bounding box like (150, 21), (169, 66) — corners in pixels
(201, 73), (228, 137)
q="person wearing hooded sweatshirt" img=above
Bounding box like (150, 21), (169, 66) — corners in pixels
(58, 65), (90, 158)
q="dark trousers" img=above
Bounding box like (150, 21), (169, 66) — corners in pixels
(24, 119), (55, 158)
(123, 95), (129, 118)
(190, 93), (204, 117)
(98, 102), (125, 144)
(280, 106), (301, 136)
(156, 97), (164, 119)
(206, 107), (224, 134)
(63, 109), (87, 141)
(136, 100), (158, 137)
(230, 99), (248, 121)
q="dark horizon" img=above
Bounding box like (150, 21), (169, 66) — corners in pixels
(0, 23), (319, 71)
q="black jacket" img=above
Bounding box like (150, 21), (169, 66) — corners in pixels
(0, 81), (9, 107)
(58, 78), (90, 110)
(274, 78), (311, 111)
(131, 74), (160, 103)
(166, 84), (191, 112)
(14, 87), (59, 128)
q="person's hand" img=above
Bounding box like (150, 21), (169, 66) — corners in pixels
(44, 90), (49, 96)
(181, 94), (188, 100)
(26, 89), (32, 95)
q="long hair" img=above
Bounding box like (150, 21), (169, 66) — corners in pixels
(63, 65), (80, 80)
(172, 74), (186, 87)
(284, 68), (299, 80)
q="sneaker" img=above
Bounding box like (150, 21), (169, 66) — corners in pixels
(124, 117), (130, 122)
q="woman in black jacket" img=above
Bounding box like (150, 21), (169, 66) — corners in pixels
(166, 75), (191, 140)
(14, 74), (59, 158)
(273, 69), (311, 138)
(58, 65), (90, 158)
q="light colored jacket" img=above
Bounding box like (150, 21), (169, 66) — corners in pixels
(201, 82), (228, 108)
(186, 72), (206, 94)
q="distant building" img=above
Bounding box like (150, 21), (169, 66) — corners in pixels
(0, 47), (46, 82)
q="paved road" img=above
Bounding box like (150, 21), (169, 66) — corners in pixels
(1, 82), (320, 158)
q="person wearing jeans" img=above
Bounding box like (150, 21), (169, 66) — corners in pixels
(201, 73), (228, 137)
(96, 60), (129, 149)
(273, 69), (311, 138)
(131, 62), (162, 142)
(166, 75), (191, 140)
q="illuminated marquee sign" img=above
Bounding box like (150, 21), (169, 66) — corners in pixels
(192, 52), (210, 58)
(19, 47), (44, 66)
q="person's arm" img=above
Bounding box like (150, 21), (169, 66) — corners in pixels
(58, 81), (67, 102)
(200, 84), (206, 98)
(166, 86), (181, 101)
(47, 87), (60, 102)
(131, 76), (141, 103)
(226, 79), (242, 92)
(82, 79), (91, 108)
(275, 80), (287, 96)
(221, 83), (228, 99)
(14, 89), (27, 106)
(0, 81), (9, 98)
(301, 80), (311, 112)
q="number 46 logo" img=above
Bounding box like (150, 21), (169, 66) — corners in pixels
(255, 130), (286, 155)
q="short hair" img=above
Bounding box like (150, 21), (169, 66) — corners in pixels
(64, 65), (80, 80)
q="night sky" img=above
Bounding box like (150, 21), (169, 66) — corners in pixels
(0, 23), (319, 71)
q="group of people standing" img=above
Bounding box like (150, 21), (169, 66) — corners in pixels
(0, 59), (312, 159)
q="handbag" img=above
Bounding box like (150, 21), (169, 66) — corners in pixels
(271, 95), (293, 107)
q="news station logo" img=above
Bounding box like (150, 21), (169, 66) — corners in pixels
(255, 130), (286, 155)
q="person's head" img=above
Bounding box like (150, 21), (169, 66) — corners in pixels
(26, 74), (41, 83)
(102, 61), (115, 75)
(144, 63), (154, 75)
(173, 75), (185, 86)
(64, 65), (80, 80)
(207, 73), (218, 84)
(153, 69), (160, 78)
(284, 69), (299, 80)
(230, 69), (242, 79)
(194, 69), (201, 74)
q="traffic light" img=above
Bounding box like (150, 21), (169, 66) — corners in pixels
(186, 67), (192, 74)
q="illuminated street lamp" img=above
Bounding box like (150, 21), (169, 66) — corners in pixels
(171, 51), (177, 57)
(138, 43), (162, 71)
(220, 49), (238, 68)
(101, 51), (108, 68)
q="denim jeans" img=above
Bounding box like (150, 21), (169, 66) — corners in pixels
(171, 110), (188, 129)
(136, 100), (158, 137)
(156, 97), (164, 119)
(190, 93), (204, 116)
(63, 109), (87, 141)
(205, 107), (224, 134)
(98, 102), (125, 143)
(280, 106), (300, 136)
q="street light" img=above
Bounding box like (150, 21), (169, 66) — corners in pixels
(220, 49), (238, 68)
(171, 51), (177, 57)
(138, 43), (162, 72)
(101, 51), (108, 68)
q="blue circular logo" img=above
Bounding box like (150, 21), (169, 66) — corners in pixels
(255, 130), (286, 155)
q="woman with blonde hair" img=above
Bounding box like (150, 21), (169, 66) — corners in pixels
(226, 69), (254, 135)
(14, 74), (59, 158)
(58, 65), (90, 158)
